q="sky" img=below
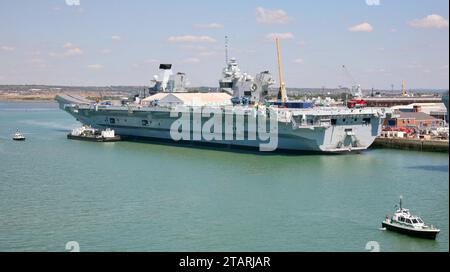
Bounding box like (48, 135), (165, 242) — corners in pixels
(0, 0), (448, 89)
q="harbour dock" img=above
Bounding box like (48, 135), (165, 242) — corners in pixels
(372, 137), (449, 153)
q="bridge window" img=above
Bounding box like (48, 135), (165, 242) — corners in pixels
(109, 118), (115, 124)
(331, 119), (337, 125)
(363, 118), (371, 124)
(219, 82), (233, 88)
(142, 120), (149, 126)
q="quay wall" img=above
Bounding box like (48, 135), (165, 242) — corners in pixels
(372, 137), (449, 152)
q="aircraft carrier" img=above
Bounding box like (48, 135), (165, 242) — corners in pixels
(55, 40), (391, 153)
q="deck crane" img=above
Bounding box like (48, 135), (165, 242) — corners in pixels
(341, 65), (366, 108)
(402, 80), (407, 97)
(276, 37), (287, 104)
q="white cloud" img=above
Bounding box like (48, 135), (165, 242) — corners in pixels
(265, 32), (295, 41)
(409, 14), (449, 29)
(168, 35), (217, 43)
(194, 23), (224, 29)
(66, 47), (83, 56)
(50, 42), (83, 57)
(87, 64), (103, 69)
(365, 0), (380, 6)
(348, 22), (374, 32)
(182, 57), (201, 64)
(1, 46), (15, 52)
(111, 35), (121, 41)
(65, 0), (80, 6)
(63, 42), (74, 49)
(256, 7), (293, 24)
(293, 58), (304, 64)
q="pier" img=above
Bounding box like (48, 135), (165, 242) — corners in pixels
(372, 137), (449, 153)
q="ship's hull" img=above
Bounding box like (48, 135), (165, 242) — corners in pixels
(56, 95), (388, 153)
(382, 221), (439, 240)
(67, 134), (121, 142)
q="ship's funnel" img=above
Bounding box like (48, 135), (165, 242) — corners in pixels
(149, 63), (187, 93)
(159, 64), (172, 70)
(158, 64), (173, 92)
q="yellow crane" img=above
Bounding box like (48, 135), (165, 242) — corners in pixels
(276, 37), (286, 104)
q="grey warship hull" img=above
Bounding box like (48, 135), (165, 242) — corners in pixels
(56, 94), (390, 153)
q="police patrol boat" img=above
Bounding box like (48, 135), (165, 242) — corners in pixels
(12, 130), (26, 141)
(382, 197), (440, 240)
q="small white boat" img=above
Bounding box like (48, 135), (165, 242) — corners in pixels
(67, 126), (121, 142)
(12, 130), (26, 141)
(382, 197), (440, 240)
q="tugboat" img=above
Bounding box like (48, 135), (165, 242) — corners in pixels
(67, 126), (121, 142)
(382, 197), (440, 240)
(12, 130), (26, 141)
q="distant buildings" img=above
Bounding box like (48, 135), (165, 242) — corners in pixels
(364, 97), (442, 107)
(393, 112), (444, 130)
(385, 103), (446, 130)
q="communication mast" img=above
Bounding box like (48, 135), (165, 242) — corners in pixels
(342, 65), (362, 98)
(225, 36), (229, 65)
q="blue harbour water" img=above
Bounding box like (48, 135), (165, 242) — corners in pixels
(0, 101), (448, 252)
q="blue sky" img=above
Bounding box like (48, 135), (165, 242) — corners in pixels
(0, 0), (448, 89)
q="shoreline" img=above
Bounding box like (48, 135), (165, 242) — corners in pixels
(0, 98), (57, 103)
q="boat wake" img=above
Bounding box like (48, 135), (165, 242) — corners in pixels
(379, 227), (387, 231)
